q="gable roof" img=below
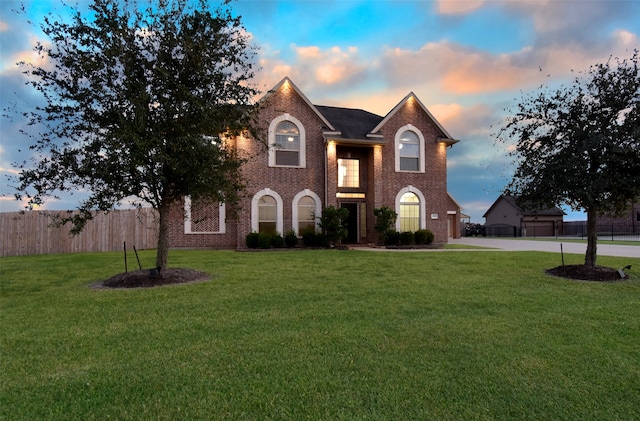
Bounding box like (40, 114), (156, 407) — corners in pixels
(261, 77), (459, 147)
(483, 195), (565, 218)
(371, 92), (459, 146)
(261, 77), (336, 131)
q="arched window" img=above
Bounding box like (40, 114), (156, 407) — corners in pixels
(258, 195), (277, 233)
(395, 186), (426, 232)
(297, 196), (316, 233)
(252, 189), (284, 234)
(399, 131), (419, 171)
(269, 114), (306, 167)
(275, 121), (300, 166)
(399, 192), (420, 232)
(292, 190), (322, 234)
(395, 125), (425, 172)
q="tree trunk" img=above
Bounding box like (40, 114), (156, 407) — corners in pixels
(156, 201), (170, 272)
(585, 207), (598, 268)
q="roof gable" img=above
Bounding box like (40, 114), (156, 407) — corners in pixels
(371, 92), (459, 146)
(261, 77), (335, 131)
(484, 194), (565, 217)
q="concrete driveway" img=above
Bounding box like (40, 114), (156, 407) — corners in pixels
(450, 237), (639, 258)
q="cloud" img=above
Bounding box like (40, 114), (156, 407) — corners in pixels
(252, 43), (372, 102)
(435, 0), (484, 15)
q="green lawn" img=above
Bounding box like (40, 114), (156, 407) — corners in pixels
(1, 249), (639, 420)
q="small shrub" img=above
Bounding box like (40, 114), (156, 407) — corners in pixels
(301, 228), (317, 246)
(258, 232), (272, 249)
(400, 231), (415, 245)
(246, 232), (259, 249)
(284, 230), (298, 248)
(424, 229), (435, 245)
(414, 229), (428, 244)
(373, 206), (397, 243)
(314, 233), (329, 247)
(272, 233), (284, 248)
(318, 205), (349, 246)
(385, 229), (400, 246)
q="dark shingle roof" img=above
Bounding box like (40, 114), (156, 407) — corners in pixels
(502, 195), (565, 216)
(314, 105), (384, 140)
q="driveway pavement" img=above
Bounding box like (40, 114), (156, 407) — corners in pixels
(449, 237), (639, 258)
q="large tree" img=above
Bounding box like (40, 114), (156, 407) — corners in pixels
(497, 51), (640, 268)
(13, 0), (259, 270)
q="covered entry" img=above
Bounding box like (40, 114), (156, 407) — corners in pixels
(340, 203), (359, 243)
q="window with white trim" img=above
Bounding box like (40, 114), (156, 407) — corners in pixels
(292, 190), (322, 235)
(399, 192), (420, 232)
(184, 196), (226, 234)
(275, 121), (300, 166)
(258, 195), (277, 234)
(399, 131), (420, 171)
(297, 196), (316, 233)
(395, 124), (425, 172)
(252, 189), (284, 234)
(269, 114), (306, 167)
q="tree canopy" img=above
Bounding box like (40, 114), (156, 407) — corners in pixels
(12, 0), (260, 269)
(497, 51), (640, 267)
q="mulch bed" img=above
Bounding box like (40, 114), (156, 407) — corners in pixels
(97, 268), (211, 288)
(546, 264), (628, 282)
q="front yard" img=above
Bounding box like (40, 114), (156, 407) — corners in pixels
(1, 249), (639, 420)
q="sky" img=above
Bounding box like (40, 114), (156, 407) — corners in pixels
(1, 0), (639, 222)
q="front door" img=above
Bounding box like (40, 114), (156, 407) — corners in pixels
(341, 203), (358, 243)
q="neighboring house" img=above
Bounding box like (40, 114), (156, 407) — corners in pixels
(169, 77), (461, 249)
(483, 195), (564, 237)
(597, 202), (640, 232)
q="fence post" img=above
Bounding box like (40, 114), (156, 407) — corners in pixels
(611, 225), (614, 241)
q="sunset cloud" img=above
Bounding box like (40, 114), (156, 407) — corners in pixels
(435, 0), (484, 15)
(2, 0), (637, 221)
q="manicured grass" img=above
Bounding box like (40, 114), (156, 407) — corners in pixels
(2, 249), (639, 420)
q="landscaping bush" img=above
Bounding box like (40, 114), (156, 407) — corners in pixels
(385, 229), (400, 246)
(424, 229), (435, 245)
(271, 233), (284, 248)
(400, 231), (415, 245)
(414, 229), (435, 245)
(258, 232), (272, 249)
(246, 232), (259, 249)
(373, 206), (397, 244)
(284, 230), (298, 248)
(318, 205), (349, 246)
(301, 228), (317, 247)
(314, 233), (329, 247)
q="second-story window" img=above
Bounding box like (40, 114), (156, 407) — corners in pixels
(275, 121), (300, 166)
(395, 124), (425, 173)
(399, 130), (420, 171)
(338, 158), (359, 188)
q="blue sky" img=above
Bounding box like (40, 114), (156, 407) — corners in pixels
(1, 0), (639, 222)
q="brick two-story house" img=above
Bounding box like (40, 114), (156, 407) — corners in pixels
(168, 77), (461, 249)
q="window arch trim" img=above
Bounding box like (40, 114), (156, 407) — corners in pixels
(268, 114), (306, 168)
(292, 189), (322, 234)
(395, 185), (427, 231)
(394, 124), (425, 173)
(251, 188), (284, 234)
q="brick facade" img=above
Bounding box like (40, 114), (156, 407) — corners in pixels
(169, 77), (461, 249)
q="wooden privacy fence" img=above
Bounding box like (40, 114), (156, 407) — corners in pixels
(0, 208), (159, 257)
